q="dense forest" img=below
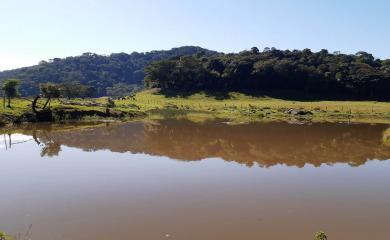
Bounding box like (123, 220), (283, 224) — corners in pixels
(1, 46), (389, 99)
(0, 46), (218, 97)
(145, 47), (390, 100)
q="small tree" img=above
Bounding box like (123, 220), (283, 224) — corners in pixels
(105, 97), (115, 114)
(40, 83), (61, 109)
(2, 79), (20, 108)
(106, 98), (115, 108)
(314, 231), (328, 240)
(58, 81), (94, 99)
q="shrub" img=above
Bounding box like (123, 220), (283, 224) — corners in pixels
(0, 232), (13, 240)
(314, 231), (328, 240)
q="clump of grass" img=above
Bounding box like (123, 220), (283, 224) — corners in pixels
(80, 114), (105, 121)
(383, 128), (390, 147)
(0, 232), (13, 240)
(314, 231), (328, 240)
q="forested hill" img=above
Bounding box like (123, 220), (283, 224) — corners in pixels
(0, 46), (218, 96)
(145, 47), (390, 100)
(1, 46), (390, 99)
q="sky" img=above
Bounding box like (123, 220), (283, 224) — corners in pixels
(0, 0), (389, 70)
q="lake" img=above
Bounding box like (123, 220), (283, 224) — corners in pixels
(1, 120), (390, 240)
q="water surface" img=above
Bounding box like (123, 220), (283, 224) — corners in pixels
(1, 120), (389, 240)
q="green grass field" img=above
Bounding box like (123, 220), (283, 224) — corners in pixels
(117, 90), (390, 124)
(1, 90), (390, 125)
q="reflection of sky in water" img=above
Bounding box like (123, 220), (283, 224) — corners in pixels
(0, 134), (33, 149)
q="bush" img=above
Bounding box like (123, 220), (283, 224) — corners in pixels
(0, 232), (13, 240)
(314, 231), (328, 240)
(106, 98), (116, 108)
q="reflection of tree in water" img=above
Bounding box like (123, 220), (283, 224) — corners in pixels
(139, 121), (390, 167)
(40, 141), (61, 157)
(29, 127), (62, 157)
(9, 120), (390, 168)
(384, 128), (390, 147)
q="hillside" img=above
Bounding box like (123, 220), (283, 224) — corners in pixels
(1, 46), (390, 100)
(0, 46), (218, 96)
(145, 48), (390, 100)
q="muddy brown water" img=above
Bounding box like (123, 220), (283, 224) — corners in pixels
(1, 120), (390, 240)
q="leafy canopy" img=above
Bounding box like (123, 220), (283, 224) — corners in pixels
(2, 79), (20, 98)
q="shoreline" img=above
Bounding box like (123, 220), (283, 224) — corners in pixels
(1, 91), (390, 127)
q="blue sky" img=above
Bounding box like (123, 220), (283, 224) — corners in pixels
(0, 0), (389, 70)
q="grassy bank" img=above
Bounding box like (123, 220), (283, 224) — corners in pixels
(1, 90), (390, 125)
(0, 97), (145, 126)
(122, 90), (390, 124)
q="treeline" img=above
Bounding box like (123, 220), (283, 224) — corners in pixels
(0, 46), (217, 97)
(40, 82), (95, 99)
(2, 46), (389, 99)
(1, 79), (95, 108)
(145, 47), (390, 99)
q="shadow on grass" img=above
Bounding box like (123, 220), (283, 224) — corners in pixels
(159, 89), (231, 100)
(158, 89), (390, 102)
